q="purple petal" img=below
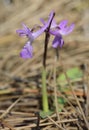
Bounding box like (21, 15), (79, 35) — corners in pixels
(50, 21), (75, 36)
(33, 11), (55, 39)
(58, 20), (68, 29)
(22, 23), (32, 37)
(20, 42), (33, 59)
(16, 29), (27, 36)
(16, 23), (33, 39)
(50, 29), (59, 36)
(59, 23), (75, 35)
(51, 19), (57, 28)
(40, 16), (57, 29)
(52, 35), (64, 48)
(40, 18), (46, 25)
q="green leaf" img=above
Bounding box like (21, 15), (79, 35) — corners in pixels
(57, 67), (83, 86)
(58, 97), (66, 104)
(40, 111), (53, 119)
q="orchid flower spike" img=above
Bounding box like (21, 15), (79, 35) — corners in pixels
(16, 11), (55, 59)
(40, 17), (75, 48)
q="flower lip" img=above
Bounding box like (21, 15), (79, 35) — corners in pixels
(20, 41), (33, 59)
(52, 35), (64, 48)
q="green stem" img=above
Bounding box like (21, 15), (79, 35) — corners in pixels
(42, 67), (49, 112)
(41, 12), (55, 112)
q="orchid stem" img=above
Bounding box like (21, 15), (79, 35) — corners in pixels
(42, 67), (49, 112)
(42, 12), (55, 112)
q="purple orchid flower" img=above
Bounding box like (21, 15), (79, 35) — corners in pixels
(16, 11), (55, 59)
(20, 41), (33, 58)
(40, 18), (74, 48)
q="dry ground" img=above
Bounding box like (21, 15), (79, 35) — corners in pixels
(0, 0), (89, 130)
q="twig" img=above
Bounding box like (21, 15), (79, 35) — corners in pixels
(0, 119), (15, 130)
(47, 115), (65, 130)
(15, 118), (78, 129)
(35, 112), (40, 130)
(0, 96), (22, 119)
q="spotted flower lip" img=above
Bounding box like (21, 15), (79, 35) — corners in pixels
(16, 11), (55, 58)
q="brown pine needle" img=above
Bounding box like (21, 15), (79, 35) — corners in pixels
(0, 96), (22, 119)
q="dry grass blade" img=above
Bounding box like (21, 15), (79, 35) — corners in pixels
(0, 97), (22, 119)
(47, 115), (65, 130)
(0, 119), (15, 130)
(59, 53), (89, 129)
(53, 53), (60, 121)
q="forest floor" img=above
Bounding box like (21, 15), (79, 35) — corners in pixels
(0, 0), (89, 129)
